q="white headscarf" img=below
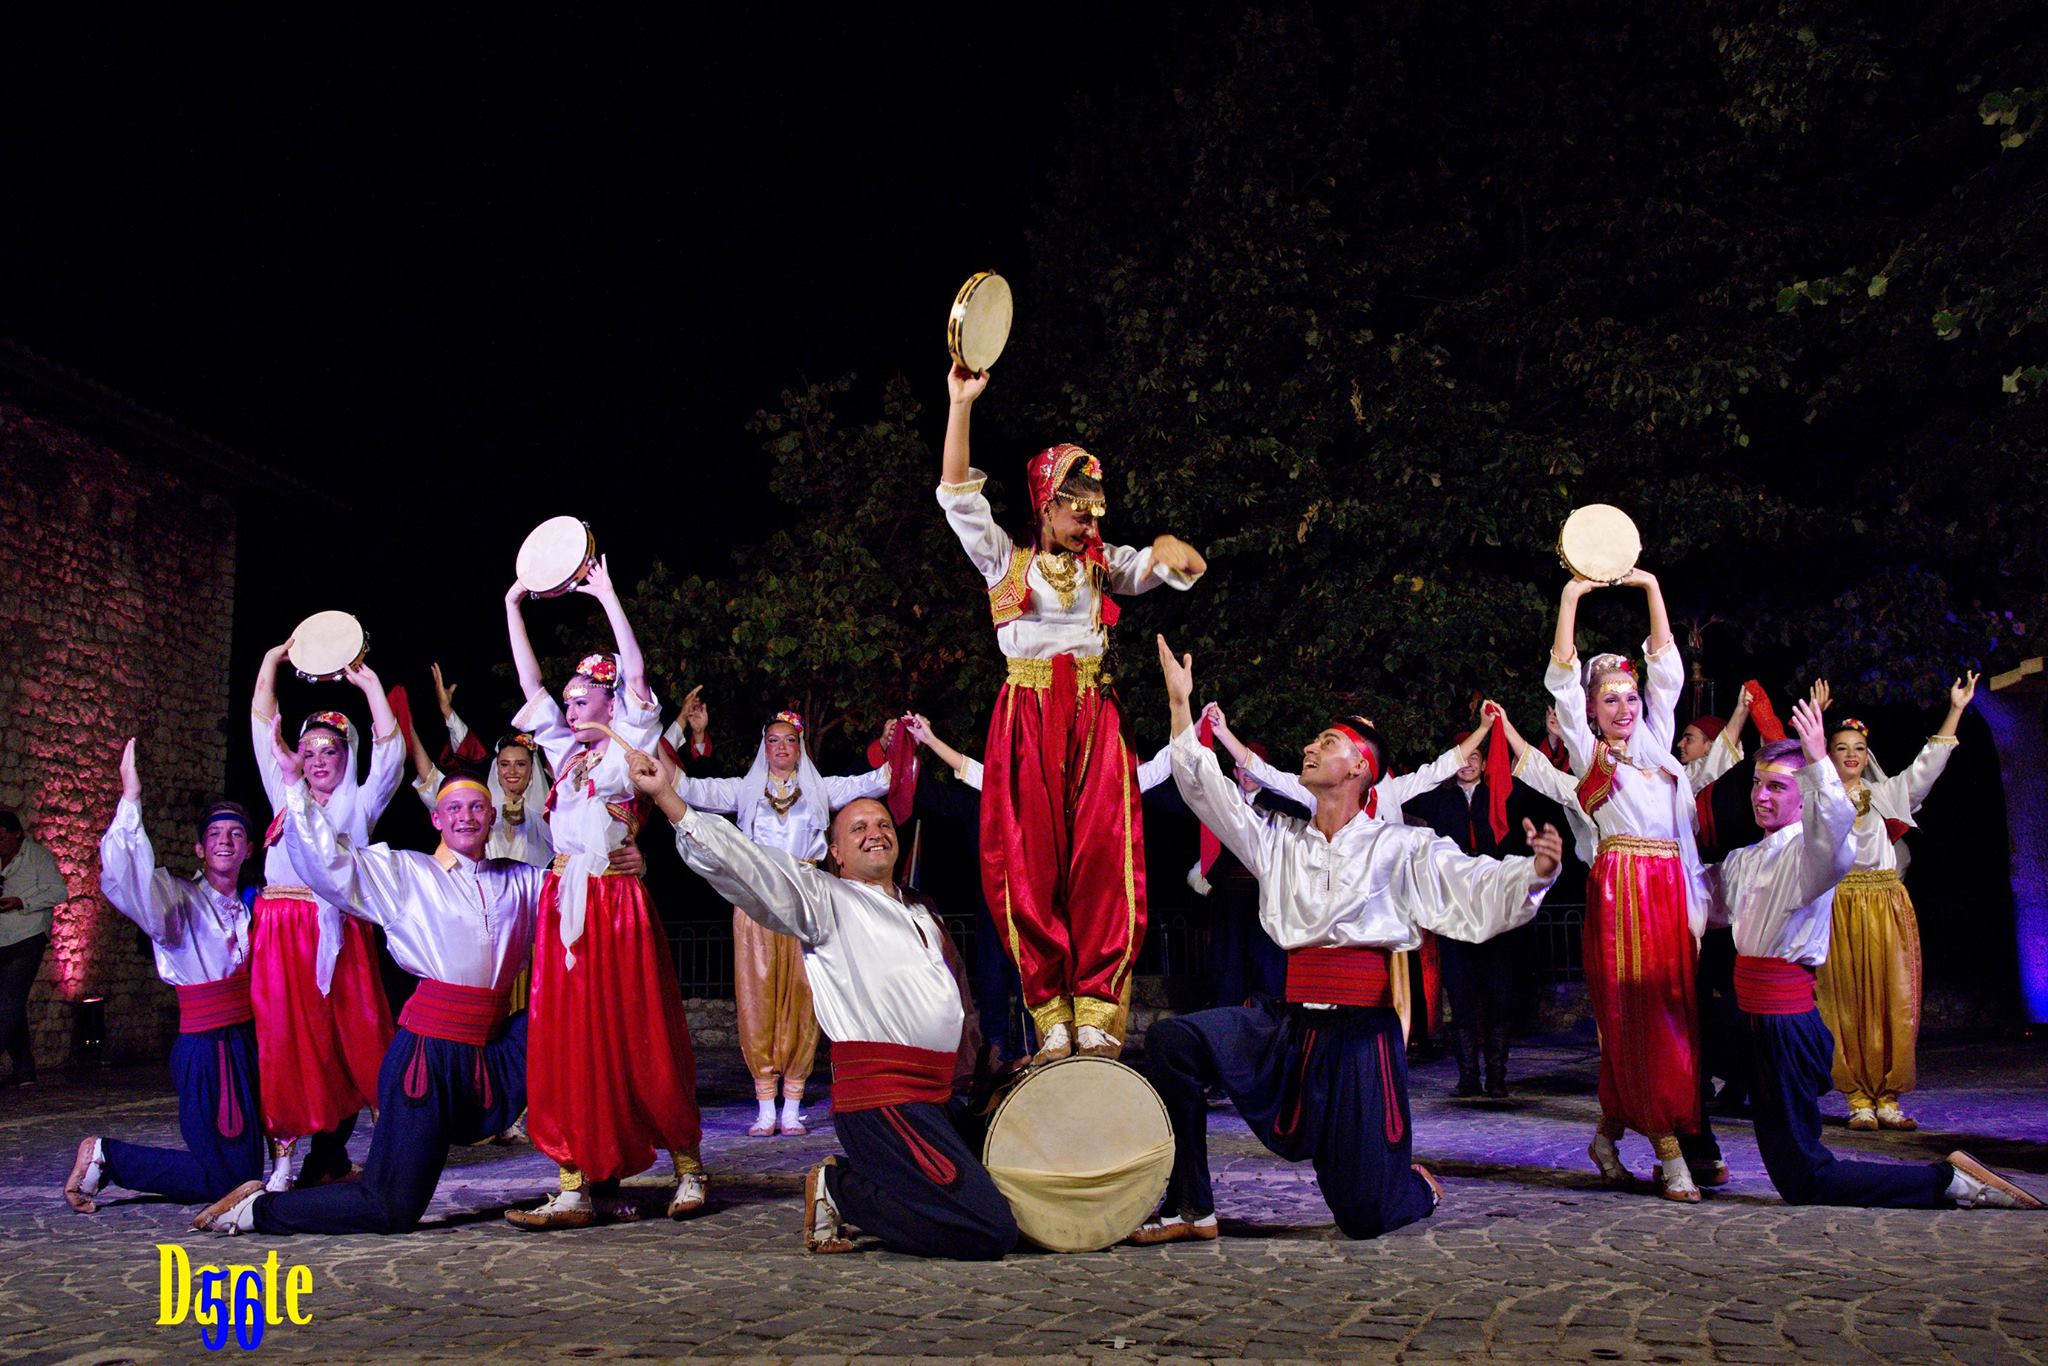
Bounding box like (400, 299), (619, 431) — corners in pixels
(736, 717), (831, 847)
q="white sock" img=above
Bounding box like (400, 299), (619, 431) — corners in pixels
(551, 1188), (592, 1210)
(1148, 1211), (1216, 1229)
(213, 1189), (261, 1235)
(82, 1138), (107, 1194)
(755, 1099), (777, 1127)
(811, 1173), (840, 1235)
(780, 1096), (804, 1125)
(1947, 1169), (1976, 1203)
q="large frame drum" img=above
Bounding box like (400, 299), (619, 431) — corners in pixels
(981, 1056), (1174, 1252)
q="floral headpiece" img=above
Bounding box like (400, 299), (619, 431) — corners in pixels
(768, 710), (806, 735)
(1835, 717), (1871, 739)
(567, 653), (620, 696)
(299, 711), (351, 742)
(1026, 444), (1107, 519)
(497, 731), (539, 755)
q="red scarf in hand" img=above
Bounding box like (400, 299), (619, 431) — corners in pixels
(1745, 680), (1786, 743)
(1197, 717), (1222, 877)
(1483, 724), (1512, 843)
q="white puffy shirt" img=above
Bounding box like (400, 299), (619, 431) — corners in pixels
(1171, 727), (1554, 954)
(1705, 763), (1856, 966)
(673, 807), (963, 1053)
(284, 780), (544, 993)
(936, 470), (1198, 659)
(97, 798), (251, 987)
(1846, 739), (1956, 873)
(676, 766), (891, 862)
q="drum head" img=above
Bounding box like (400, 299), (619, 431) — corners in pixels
(948, 272), (1013, 372)
(288, 611), (366, 680)
(1558, 504), (1642, 583)
(982, 1056), (1174, 1252)
(516, 516), (596, 596)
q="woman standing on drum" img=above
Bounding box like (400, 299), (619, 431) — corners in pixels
(937, 363), (1206, 1064)
(249, 641), (403, 1191)
(671, 708), (894, 1138)
(1811, 674), (1977, 1133)
(1543, 568), (1714, 1202)
(503, 557), (706, 1229)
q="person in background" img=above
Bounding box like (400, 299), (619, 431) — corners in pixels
(0, 808), (63, 1087)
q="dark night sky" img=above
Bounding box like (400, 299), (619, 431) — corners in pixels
(2, 8), (1161, 737)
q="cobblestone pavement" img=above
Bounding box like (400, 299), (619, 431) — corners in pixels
(2, 1033), (2044, 1363)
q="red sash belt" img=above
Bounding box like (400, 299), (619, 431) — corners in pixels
(1733, 955), (1816, 1015)
(830, 1040), (956, 1113)
(398, 979), (511, 1045)
(177, 973), (254, 1032)
(1285, 946), (1394, 1008)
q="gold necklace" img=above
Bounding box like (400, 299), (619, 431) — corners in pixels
(765, 778), (801, 819)
(1037, 551), (1080, 611)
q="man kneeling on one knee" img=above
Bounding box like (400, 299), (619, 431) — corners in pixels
(1135, 637), (1565, 1244)
(627, 747), (1017, 1260)
(195, 724), (642, 1235)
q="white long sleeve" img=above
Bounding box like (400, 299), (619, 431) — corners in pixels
(672, 807), (964, 1052)
(1714, 764), (1857, 965)
(282, 781), (543, 991)
(96, 799), (249, 985)
(1171, 728), (1554, 953)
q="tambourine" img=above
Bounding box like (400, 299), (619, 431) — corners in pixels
(1557, 504), (1642, 584)
(947, 271), (1013, 372)
(288, 611), (369, 683)
(516, 516), (597, 598)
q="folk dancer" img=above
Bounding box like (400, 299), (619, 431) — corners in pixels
(1403, 707), (1542, 1099)
(195, 761), (541, 1234)
(1704, 699), (2036, 1209)
(503, 558), (705, 1228)
(248, 642), (402, 1190)
(66, 740), (263, 1211)
(1811, 674), (1978, 1132)
(1131, 638), (1563, 1244)
(1532, 569), (1717, 1201)
(671, 708), (893, 1137)
(937, 365), (1205, 1063)
(0, 808), (64, 1087)
(636, 749), (1016, 1259)
(1206, 700), (1502, 1043)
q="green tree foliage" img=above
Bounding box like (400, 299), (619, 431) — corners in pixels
(535, 376), (1005, 765)
(579, 2), (2044, 768)
(1000, 0), (2045, 756)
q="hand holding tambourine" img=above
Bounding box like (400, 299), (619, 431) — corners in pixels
(1557, 504), (1642, 586)
(948, 271), (1012, 372)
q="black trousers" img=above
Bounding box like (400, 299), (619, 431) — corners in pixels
(1748, 1006), (1951, 1208)
(0, 933), (47, 1079)
(254, 1015), (527, 1235)
(828, 1099), (1018, 1260)
(1147, 998), (1435, 1239)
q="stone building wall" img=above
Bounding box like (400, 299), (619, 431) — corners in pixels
(0, 401), (236, 1065)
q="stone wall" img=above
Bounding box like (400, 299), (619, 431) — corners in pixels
(0, 401), (236, 1066)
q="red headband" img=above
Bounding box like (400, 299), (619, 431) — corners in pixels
(1328, 724), (1382, 784)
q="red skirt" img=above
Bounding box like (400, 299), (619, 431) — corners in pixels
(1581, 838), (1700, 1138)
(526, 871), (701, 1182)
(251, 892), (393, 1138)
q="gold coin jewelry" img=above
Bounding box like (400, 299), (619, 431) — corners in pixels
(1037, 551), (1080, 611)
(766, 779), (802, 820)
